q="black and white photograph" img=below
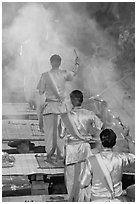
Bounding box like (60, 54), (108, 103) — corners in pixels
(2, 2), (135, 202)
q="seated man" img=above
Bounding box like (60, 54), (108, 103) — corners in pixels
(60, 90), (103, 201)
(8, 140), (46, 154)
(79, 128), (135, 202)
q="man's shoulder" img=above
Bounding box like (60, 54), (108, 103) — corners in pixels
(41, 72), (49, 78)
(80, 108), (95, 115)
(50, 69), (67, 75)
(73, 108), (96, 119)
(42, 71), (48, 75)
(105, 151), (133, 159)
(59, 69), (68, 74)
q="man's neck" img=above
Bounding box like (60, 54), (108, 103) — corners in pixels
(51, 67), (59, 70)
(102, 147), (113, 151)
(72, 105), (82, 109)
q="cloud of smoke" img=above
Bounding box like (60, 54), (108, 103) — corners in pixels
(47, 2), (135, 138)
(2, 2), (135, 138)
(3, 3), (75, 100)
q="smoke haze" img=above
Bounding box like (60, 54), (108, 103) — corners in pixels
(2, 2), (135, 138)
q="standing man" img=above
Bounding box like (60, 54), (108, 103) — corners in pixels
(37, 54), (80, 160)
(79, 128), (135, 202)
(60, 90), (103, 201)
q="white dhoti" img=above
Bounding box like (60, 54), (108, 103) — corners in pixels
(42, 101), (69, 157)
(64, 142), (93, 201)
(43, 114), (65, 156)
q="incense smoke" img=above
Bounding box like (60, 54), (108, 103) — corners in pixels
(2, 2), (135, 138)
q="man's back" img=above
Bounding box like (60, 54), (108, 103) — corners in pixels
(87, 150), (135, 198)
(67, 107), (102, 140)
(37, 69), (74, 99)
